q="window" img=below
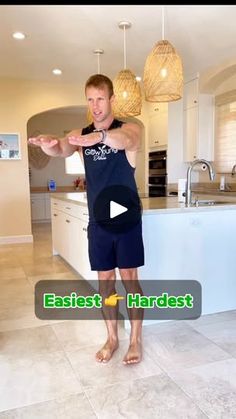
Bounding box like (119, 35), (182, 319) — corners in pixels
(65, 151), (85, 175)
(215, 90), (236, 173)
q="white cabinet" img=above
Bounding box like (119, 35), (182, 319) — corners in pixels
(51, 209), (64, 256)
(45, 195), (51, 219)
(140, 208), (236, 316)
(64, 213), (82, 272)
(79, 219), (92, 279)
(31, 195), (45, 221)
(51, 197), (96, 279)
(183, 77), (214, 162)
(31, 193), (51, 222)
(183, 78), (198, 109)
(148, 103), (168, 150)
(184, 106), (198, 161)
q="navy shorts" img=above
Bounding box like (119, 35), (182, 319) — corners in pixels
(87, 221), (145, 271)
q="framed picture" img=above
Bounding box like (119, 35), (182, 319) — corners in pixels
(0, 133), (21, 160)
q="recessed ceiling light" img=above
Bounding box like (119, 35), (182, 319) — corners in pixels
(136, 76), (142, 82)
(12, 32), (26, 40)
(52, 68), (62, 75)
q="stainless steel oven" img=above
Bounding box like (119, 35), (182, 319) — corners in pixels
(149, 150), (167, 197)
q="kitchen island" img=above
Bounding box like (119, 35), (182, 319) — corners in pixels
(50, 192), (236, 317)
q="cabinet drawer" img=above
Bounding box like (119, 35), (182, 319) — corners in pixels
(51, 199), (89, 222)
(51, 199), (64, 210)
(31, 193), (46, 200)
(51, 199), (78, 216)
(75, 205), (89, 222)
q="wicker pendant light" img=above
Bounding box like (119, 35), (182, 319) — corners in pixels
(113, 21), (142, 117)
(87, 49), (104, 123)
(143, 7), (183, 102)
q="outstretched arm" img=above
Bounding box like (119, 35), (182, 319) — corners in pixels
(28, 129), (84, 157)
(68, 122), (141, 151)
(103, 122), (141, 151)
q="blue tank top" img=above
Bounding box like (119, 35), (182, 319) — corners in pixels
(82, 119), (138, 223)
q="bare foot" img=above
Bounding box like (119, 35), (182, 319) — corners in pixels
(123, 341), (142, 365)
(95, 340), (119, 363)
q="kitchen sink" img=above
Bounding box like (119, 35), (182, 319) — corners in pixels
(192, 199), (236, 207)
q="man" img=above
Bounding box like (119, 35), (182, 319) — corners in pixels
(29, 74), (144, 365)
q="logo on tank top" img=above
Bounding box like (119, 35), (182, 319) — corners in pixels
(84, 145), (118, 161)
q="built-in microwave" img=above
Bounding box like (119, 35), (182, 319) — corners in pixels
(149, 150), (167, 197)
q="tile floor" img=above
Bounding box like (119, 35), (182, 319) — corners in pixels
(0, 223), (236, 418)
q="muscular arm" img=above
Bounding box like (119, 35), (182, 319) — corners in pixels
(104, 122), (141, 151)
(67, 122), (142, 152)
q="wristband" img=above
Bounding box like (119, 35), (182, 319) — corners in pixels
(94, 128), (107, 144)
(100, 129), (107, 144)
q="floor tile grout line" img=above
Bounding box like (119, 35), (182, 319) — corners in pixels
(145, 323), (234, 362)
(52, 335), (132, 354)
(162, 368), (211, 418)
(144, 341), (234, 378)
(61, 344), (94, 405)
(183, 326), (236, 360)
(64, 347), (169, 394)
(52, 338), (86, 394)
(187, 316), (236, 331)
(83, 388), (100, 418)
(83, 372), (210, 418)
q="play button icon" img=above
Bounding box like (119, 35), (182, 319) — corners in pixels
(110, 201), (128, 219)
(93, 185), (142, 234)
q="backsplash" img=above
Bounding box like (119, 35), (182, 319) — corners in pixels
(168, 181), (236, 194)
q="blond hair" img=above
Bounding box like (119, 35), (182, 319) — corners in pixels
(85, 74), (114, 98)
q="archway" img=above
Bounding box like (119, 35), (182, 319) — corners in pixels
(200, 60), (236, 93)
(27, 105), (88, 192)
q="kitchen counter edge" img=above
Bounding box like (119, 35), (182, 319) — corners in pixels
(50, 192), (236, 214)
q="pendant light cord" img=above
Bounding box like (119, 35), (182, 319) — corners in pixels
(123, 25), (127, 69)
(97, 53), (100, 73)
(162, 6), (165, 40)
(93, 49), (104, 74)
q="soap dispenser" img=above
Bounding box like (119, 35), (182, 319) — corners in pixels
(220, 175), (225, 191)
(48, 179), (56, 191)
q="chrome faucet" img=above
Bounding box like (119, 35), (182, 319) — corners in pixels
(231, 164), (236, 176)
(185, 159), (215, 207)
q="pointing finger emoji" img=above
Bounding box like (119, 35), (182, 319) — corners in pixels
(104, 293), (124, 307)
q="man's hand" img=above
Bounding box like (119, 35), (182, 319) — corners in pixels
(28, 135), (58, 149)
(68, 131), (101, 147)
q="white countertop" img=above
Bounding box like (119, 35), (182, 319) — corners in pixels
(141, 195), (236, 215)
(51, 192), (88, 206)
(51, 192), (236, 214)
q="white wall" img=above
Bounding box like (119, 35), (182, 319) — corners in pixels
(0, 78), (85, 241)
(214, 73), (236, 96)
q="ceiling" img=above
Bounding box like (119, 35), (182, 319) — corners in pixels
(1, 5), (236, 86)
